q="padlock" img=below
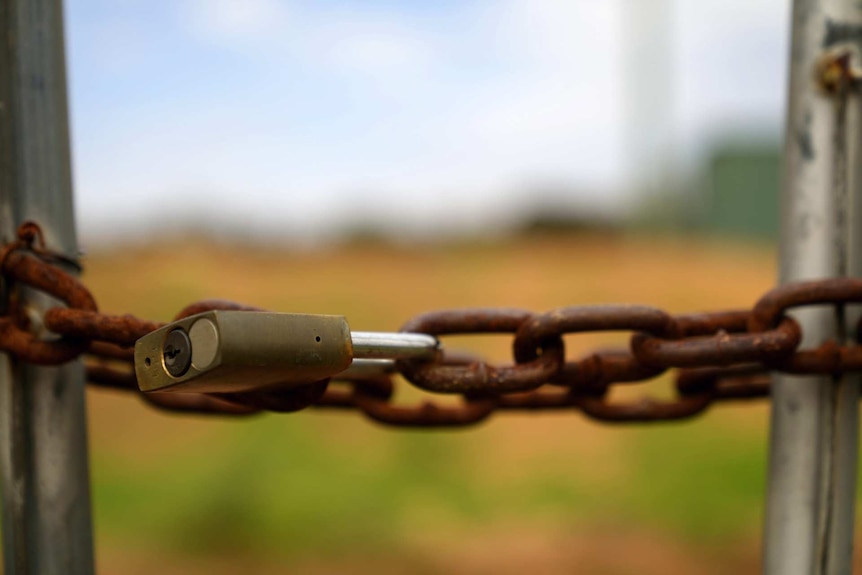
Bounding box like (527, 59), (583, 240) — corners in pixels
(134, 311), (353, 393)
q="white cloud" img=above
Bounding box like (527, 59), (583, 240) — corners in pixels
(183, 0), (290, 44)
(180, 1), (438, 82)
(495, 0), (621, 67)
(317, 26), (435, 78)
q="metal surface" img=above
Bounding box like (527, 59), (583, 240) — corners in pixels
(2, 230), (862, 423)
(0, 230), (843, 425)
(765, 1), (862, 573)
(0, 226), (858, 424)
(134, 311), (353, 393)
(351, 331), (439, 360)
(837, 37), (862, 573)
(0, 0), (94, 572)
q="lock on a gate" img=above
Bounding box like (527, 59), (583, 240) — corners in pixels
(134, 311), (353, 393)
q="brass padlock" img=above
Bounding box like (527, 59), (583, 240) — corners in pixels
(134, 311), (353, 393)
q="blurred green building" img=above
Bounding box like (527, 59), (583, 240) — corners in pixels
(703, 143), (780, 240)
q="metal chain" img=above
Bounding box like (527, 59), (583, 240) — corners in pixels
(1, 222), (858, 427)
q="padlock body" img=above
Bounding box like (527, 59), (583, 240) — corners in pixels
(134, 311), (353, 393)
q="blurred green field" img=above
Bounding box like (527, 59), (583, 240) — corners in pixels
(78, 233), (856, 574)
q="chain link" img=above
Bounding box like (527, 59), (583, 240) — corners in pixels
(1, 222), (859, 427)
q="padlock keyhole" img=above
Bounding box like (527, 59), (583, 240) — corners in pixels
(163, 329), (192, 377)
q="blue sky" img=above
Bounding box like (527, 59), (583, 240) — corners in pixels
(64, 0), (790, 243)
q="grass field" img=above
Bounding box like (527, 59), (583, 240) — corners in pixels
(77, 232), (859, 573)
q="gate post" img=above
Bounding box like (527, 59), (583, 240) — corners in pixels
(765, 1), (862, 573)
(0, 1), (95, 573)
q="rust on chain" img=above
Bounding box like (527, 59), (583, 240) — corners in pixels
(12, 220), (862, 427)
(750, 278), (862, 329)
(50, 300), (267, 353)
(494, 387), (583, 410)
(578, 393), (713, 423)
(0, 221), (81, 273)
(332, 357), (497, 427)
(551, 349), (663, 391)
(0, 247), (97, 365)
(512, 305), (676, 391)
(751, 278), (862, 373)
(673, 310), (749, 334)
(513, 304), (679, 356)
(631, 314), (801, 368)
(45, 309), (162, 348)
(353, 392), (496, 427)
(396, 309), (564, 394)
(503, 306), (713, 423)
(89, 341), (134, 361)
(316, 377), (395, 409)
(86, 360), (262, 416)
(86, 363), (139, 390)
(676, 365), (772, 400)
(1, 252), (95, 308)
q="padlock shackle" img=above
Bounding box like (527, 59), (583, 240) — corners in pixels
(350, 332), (439, 361)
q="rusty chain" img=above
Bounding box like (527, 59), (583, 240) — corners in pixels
(1, 222), (859, 428)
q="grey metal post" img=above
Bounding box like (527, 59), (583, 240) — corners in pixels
(765, 1), (862, 573)
(0, 1), (95, 574)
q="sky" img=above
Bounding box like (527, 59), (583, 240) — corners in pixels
(64, 0), (791, 243)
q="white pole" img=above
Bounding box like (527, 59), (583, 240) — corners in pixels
(765, 1), (862, 573)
